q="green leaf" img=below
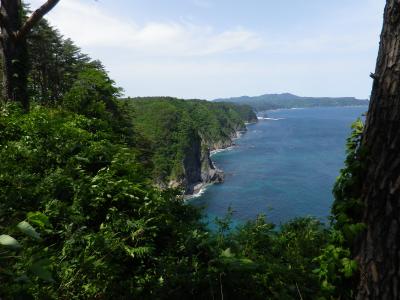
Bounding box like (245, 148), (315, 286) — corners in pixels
(15, 274), (30, 283)
(30, 259), (53, 282)
(75, 156), (90, 163)
(0, 234), (21, 249)
(27, 212), (50, 229)
(124, 246), (152, 258)
(221, 248), (233, 258)
(341, 258), (358, 278)
(17, 221), (41, 240)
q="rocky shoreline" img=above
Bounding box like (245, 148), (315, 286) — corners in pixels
(182, 122), (256, 198)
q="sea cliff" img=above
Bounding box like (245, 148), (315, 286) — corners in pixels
(180, 117), (258, 195)
(127, 97), (257, 194)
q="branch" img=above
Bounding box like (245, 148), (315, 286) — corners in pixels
(370, 72), (379, 80)
(15, 0), (60, 41)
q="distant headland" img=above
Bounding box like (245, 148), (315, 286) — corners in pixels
(213, 93), (369, 111)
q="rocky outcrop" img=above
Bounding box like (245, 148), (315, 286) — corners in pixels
(168, 118), (257, 195)
(177, 127), (250, 195)
(175, 133), (224, 195)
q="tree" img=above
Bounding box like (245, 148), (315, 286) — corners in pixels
(0, 0), (60, 110)
(355, 0), (400, 298)
(28, 24), (91, 105)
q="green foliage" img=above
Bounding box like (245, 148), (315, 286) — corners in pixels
(0, 234), (21, 250)
(127, 97), (257, 184)
(0, 101), (335, 298)
(313, 118), (366, 299)
(26, 10), (93, 106)
(313, 229), (357, 298)
(0, 103), (200, 298)
(202, 216), (330, 299)
(63, 66), (122, 119)
(17, 221), (41, 241)
(332, 118), (366, 238)
(0, 217), (55, 296)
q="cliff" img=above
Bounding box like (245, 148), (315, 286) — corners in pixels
(127, 97), (257, 194)
(180, 120), (255, 194)
(175, 135), (224, 194)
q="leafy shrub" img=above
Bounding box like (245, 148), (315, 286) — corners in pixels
(314, 118), (366, 299)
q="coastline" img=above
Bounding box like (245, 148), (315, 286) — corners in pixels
(184, 145), (234, 201)
(257, 104), (368, 114)
(184, 122), (256, 200)
(210, 146), (235, 157)
(186, 105), (367, 224)
(185, 105), (367, 200)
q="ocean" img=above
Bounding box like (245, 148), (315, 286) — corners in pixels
(189, 106), (368, 227)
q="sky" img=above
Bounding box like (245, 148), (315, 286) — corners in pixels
(27, 0), (385, 100)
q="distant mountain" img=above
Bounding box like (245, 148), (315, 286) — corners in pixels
(213, 93), (369, 112)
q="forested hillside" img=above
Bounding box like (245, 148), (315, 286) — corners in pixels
(0, 1), (391, 299)
(215, 93), (369, 112)
(127, 97), (257, 193)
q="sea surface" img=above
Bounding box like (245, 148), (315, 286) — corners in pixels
(189, 106), (368, 227)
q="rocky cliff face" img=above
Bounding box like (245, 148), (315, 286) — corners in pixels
(174, 124), (253, 195)
(170, 133), (224, 194)
(166, 112), (258, 195)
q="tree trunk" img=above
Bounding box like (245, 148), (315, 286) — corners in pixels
(0, 0), (29, 110)
(355, 0), (400, 299)
(1, 0), (60, 110)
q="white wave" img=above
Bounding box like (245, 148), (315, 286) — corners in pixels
(233, 132), (243, 140)
(190, 186), (208, 198)
(184, 184), (211, 201)
(257, 117), (285, 121)
(210, 146), (235, 156)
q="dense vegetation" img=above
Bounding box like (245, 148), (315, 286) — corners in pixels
(0, 7), (362, 300)
(215, 93), (369, 112)
(0, 102), (359, 299)
(127, 97), (257, 187)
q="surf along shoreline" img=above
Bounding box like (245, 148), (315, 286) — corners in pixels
(184, 105), (369, 200)
(184, 120), (258, 200)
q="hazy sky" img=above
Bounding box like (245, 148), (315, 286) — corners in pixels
(28, 0), (385, 99)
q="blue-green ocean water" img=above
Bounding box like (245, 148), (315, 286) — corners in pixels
(189, 106), (367, 226)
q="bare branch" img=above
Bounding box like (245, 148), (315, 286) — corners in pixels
(15, 0), (60, 41)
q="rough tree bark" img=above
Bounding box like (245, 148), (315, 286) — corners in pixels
(0, 0), (60, 110)
(355, 0), (400, 299)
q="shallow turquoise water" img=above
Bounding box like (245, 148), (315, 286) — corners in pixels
(189, 106), (367, 226)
